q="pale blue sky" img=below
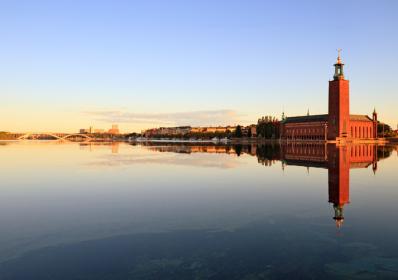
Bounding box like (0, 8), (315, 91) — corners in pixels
(1, 0), (397, 132)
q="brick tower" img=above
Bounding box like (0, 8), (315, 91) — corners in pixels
(328, 50), (350, 140)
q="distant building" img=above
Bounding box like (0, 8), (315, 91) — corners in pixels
(143, 126), (190, 137)
(249, 125), (257, 137)
(108, 124), (120, 135)
(79, 127), (94, 134)
(280, 52), (377, 141)
(142, 126), (237, 137)
(80, 125), (118, 135)
(190, 126), (236, 134)
(94, 129), (105, 134)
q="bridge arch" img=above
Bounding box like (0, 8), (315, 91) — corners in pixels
(18, 133), (93, 141)
(60, 134), (93, 140)
(18, 133), (61, 140)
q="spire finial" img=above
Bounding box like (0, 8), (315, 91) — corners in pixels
(337, 48), (342, 64)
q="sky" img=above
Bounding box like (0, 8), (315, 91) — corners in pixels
(1, 0), (397, 133)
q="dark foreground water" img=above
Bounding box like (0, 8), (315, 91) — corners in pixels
(1, 141), (398, 279)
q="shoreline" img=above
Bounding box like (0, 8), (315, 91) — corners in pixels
(2, 137), (397, 145)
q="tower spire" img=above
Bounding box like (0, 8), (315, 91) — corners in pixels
(337, 48), (342, 64)
(333, 49), (345, 80)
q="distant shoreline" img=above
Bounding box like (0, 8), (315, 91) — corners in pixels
(2, 137), (397, 145)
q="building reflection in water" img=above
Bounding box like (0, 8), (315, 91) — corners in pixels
(140, 142), (396, 228)
(79, 142), (120, 154)
(281, 144), (378, 228)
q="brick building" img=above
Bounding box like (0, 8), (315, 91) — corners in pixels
(281, 52), (378, 141)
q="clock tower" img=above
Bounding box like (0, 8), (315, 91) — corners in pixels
(328, 50), (350, 140)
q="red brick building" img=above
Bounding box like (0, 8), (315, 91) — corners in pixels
(281, 53), (378, 141)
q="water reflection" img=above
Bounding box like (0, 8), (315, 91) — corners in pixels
(142, 143), (394, 228)
(0, 141), (398, 279)
(78, 142), (120, 153)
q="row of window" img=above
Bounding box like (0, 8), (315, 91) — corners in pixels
(286, 147), (325, 156)
(286, 127), (325, 135)
(350, 145), (374, 158)
(351, 126), (373, 139)
(284, 125), (374, 139)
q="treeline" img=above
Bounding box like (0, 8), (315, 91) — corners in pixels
(256, 116), (280, 139)
(377, 122), (397, 137)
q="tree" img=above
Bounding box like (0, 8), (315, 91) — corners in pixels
(378, 122), (392, 137)
(234, 125), (243, 138)
(257, 119), (279, 139)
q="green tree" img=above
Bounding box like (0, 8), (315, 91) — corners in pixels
(247, 127), (252, 138)
(234, 125), (242, 138)
(378, 122), (392, 137)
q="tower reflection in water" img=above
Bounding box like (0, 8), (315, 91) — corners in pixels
(141, 142), (393, 228)
(281, 144), (378, 228)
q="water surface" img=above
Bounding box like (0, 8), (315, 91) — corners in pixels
(0, 141), (398, 279)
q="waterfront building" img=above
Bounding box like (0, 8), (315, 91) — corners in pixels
(249, 125), (257, 138)
(143, 126), (191, 137)
(142, 126), (237, 137)
(80, 125), (119, 135)
(108, 124), (120, 135)
(280, 52), (378, 141)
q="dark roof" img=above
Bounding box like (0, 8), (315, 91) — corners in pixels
(350, 115), (372, 122)
(284, 159), (327, 169)
(282, 114), (373, 124)
(282, 114), (328, 124)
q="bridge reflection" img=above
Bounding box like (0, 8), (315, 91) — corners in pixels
(140, 142), (395, 228)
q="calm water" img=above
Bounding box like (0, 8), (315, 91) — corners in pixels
(1, 141), (398, 279)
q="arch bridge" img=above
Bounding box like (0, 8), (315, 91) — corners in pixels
(18, 132), (93, 141)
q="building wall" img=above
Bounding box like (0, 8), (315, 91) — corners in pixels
(282, 121), (327, 140)
(349, 121), (374, 139)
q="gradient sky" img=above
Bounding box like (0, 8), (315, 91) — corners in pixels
(1, 0), (397, 133)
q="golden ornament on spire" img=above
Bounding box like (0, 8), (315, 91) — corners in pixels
(337, 48), (342, 64)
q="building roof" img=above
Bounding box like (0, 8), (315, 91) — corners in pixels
(282, 114), (328, 124)
(350, 115), (373, 122)
(282, 114), (373, 124)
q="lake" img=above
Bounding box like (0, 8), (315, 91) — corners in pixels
(0, 141), (398, 279)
